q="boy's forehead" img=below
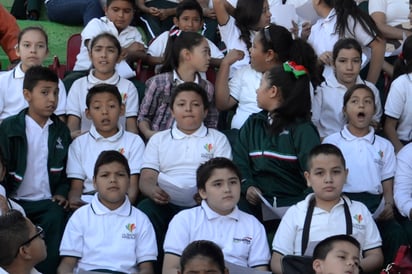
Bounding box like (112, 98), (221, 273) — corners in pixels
(33, 80), (58, 89)
(178, 9), (201, 18)
(309, 153), (344, 169)
(108, 0), (133, 8)
(90, 92), (120, 102)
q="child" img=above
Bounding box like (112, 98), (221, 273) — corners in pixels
(312, 38), (382, 139)
(58, 150), (157, 274)
(163, 157), (270, 274)
(232, 63), (320, 222)
(212, 0), (271, 76)
(0, 66), (71, 274)
(179, 240), (228, 274)
(71, 0), (146, 80)
(308, 0), (385, 84)
(271, 144), (383, 274)
(312, 235), (361, 274)
(384, 35), (412, 153)
(66, 83), (145, 210)
(66, 32), (139, 138)
(138, 82), (232, 271)
(0, 210), (47, 274)
(0, 26), (67, 123)
(137, 31), (218, 140)
(146, 0), (223, 68)
(323, 84), (409, 265)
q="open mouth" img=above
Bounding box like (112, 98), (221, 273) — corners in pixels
(357, 112), (365, 119)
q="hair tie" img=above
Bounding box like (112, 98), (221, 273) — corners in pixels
(283, 61), (308, 78)
(169, 29), (182, 37)
(399, 52), (404, 60)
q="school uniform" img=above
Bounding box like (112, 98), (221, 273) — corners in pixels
(74, 16), (145, 71)
(0, 185), (25, 216)
(60, 194), (157, 273)
(164, 200), (270, 268)
(0, 108), (71, 274)
(0, 268), (41, 274)
(273, 194), (382, 256)
(394, 143), (412, 218)
(66, 124), (145, 202)
(229, 65), (262, 129)
(0, 63), (67, 122)
(384, 73), (412, 143)
(312, 74), (382, 138)
(369, 0), (409, 27)
(66, 70), (139, 133)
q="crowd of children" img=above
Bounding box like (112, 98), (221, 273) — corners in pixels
(0, 0), (412, 273)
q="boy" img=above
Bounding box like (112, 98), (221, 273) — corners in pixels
(312, 235), (361, 274)
(66, 83), (145, 210)
(270, 144), (383, 274)
(0, 66), (71, 274)
(58, 150), (157, 274)
(0, 210), (47, 274)
(146, 0), (223, 67)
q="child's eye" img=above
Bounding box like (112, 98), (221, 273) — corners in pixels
(213, 182), (221, 187)
(41, 90), (49, 95)
(230, 180), (239, 185)
(315, 171), (324, 176)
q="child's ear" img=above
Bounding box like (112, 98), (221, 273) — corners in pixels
(173, 17), (179, 27)
(120, 103), (125, 116)
(312, 259), (322, 273)
(92, 176), (97, 189)
(304, 171), (311, 187)
(198, 188), (207, 200)
(23, 89), (31, 102)
(202, 108), (208, 120)
(85, 108), (92, 120)
(181, 48), (191, 61)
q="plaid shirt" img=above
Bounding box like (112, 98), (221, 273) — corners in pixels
(137, 72), (218, 131)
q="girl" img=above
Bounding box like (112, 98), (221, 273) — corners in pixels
(215, 23), (319, 131)
(0, 26), (67, 122)
(212, 0), (271, 76)
(163, 157), (270, 274)
(66, 32), (139, 138)
(384, 35), (412, 153)
(312, 38), (382, 138)
(309, 0), (385, 84)
(137, 31), (218, 141)
(232, 62), (320, 223)
(179, 240), (228, 274)
(323, 84), (409, 265)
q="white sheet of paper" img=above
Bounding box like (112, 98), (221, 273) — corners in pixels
(270, 4), (298, 30)
(295, 0), (319, 25)
(116, 61), (135, 79)
(157, 172), (197, 207)
(255, 190), (289, 220)
(225, 261), (271, 274)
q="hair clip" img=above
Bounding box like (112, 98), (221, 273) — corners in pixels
(169, 29), (182, 37)
(283, 61), (308, 79)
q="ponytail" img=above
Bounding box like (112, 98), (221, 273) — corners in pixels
(393, 35), (412, 80)
(234, 0), (265, 50)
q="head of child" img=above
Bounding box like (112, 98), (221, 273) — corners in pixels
(16, 27), (49, 72)
(393, 35), (412, 79)
(170, 82), (209, 135)
(174, 0), (204, 32)
(196, 157), (241, 216)
(85, 83), (125, 138)
(179, 240), (228, 274)
(93, 150), (130, 210)
(23, 66), (59, 126)
(89, 33), (122, 80)
(105, 0), (135, 32)
(0, 209), (47, 269)
(305, 144), (348, 209)
(312, 235), (361, 274)
(332, 38), (362, 89)
(343, 84), (375, 137)
(256, 62), (311, 134)
(161, 31), (210, 74)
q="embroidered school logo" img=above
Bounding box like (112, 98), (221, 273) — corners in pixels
(122, 223), (137, 239)
(122, 92), (128, 103)
(233, 237), (252, 245)
(378, 150), (384, 158)
(201, 143), (214, 160)
(125, 223), (136, 233)
(353, 214), (363, 224)
(56, 137), (64, 149)
(204, 143), (213, 153)
(118, 148), (125, 155)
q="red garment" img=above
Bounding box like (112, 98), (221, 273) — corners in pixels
(0, 4), (20, 62)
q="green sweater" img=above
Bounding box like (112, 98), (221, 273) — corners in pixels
(0, 108), (71, 197)
(233, 111), (320, 207)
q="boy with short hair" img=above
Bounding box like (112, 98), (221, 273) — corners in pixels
(58, 150), (157, 274)
(0, 209), (47, 274)
(312, 235), (361, 274)
(0, 66), (71, 274)
(66, 83), (145, 210)
(270, 144), (383, 274)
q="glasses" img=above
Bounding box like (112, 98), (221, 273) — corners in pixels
(15, 226), (45, 257)
(263, 25), (272, 45)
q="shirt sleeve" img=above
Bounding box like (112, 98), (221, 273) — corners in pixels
(128, 135), (145, 174)
(124, 80), (139, 117)
(59, 210), (84, 257)
(66, 80), (83, 117)
(137, 77), (158, 123)
(66, 139), (86, 180)
(368, 0), (386, 15)
(163, 211), (191, 255)
(141, 133), (161, 171)
(55, 79), (67, 116)
(272, 206), (299, 255)
(135, 210), (158, 263)
(384, 78), (406, 119)
(394, 145), (412, 218)
(248, 217), (271, 267)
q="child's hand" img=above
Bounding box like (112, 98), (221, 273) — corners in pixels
(52, 195), (69, 210)
(158, 8), (170, 21)
(223, 49), (245, 66)
(246, 186), (261, 205)
(68, 197), (87, 211)
(319, 51), (333, 66)
(148, 7), (160, 16)
(377, 202), (395, 221)
(203, 8), (216, 19)
(151, 186), (170, 205)
(0, 195), (10, 214)
(300, 22), (311, 40)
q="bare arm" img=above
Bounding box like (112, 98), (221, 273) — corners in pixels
(361, 248), (384, 273)
(138, 120), (158, 141)
(126, 116), (139, 134)
(162, 253), (180, 274)
(139, 168), (169, 204)
(57, 257), (78, 274)
(128, 174), (139, 205)
(212, 0), (230, 25)
(371, 12), (412, 40)
(68, 179), (86, 211)
(366, 37), (386, 84)
(67, 115), (82, 139)
(383, 116), (403, 153)
(378, 178), (395, 221)
(138, 261), (155, 274)
(270, 252), (284, 274)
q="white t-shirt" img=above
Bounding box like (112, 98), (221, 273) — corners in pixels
(394, 143), (412, 218)
(369, 0), (410, 27)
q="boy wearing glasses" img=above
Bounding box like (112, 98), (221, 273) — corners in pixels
(0, 209), (46, 274)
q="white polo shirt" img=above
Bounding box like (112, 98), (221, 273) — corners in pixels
(67, 124), (145, 194)
(369, 0), (409, 27)
(229, 65), (262, 129)
(0, 185), (25, 216)
(272, 194), (382, 256)
(0, 63), (67, 122)
(394, 143), (412, 218)
(311, 74), (382, 138)
(74, 16), (145, 71)
(164, 200), (270, 268)
(384, 73), (412, 142)
(66, 70), (139, 133)
(142, 123), (232, 206)
(323, 125), (395, 194)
